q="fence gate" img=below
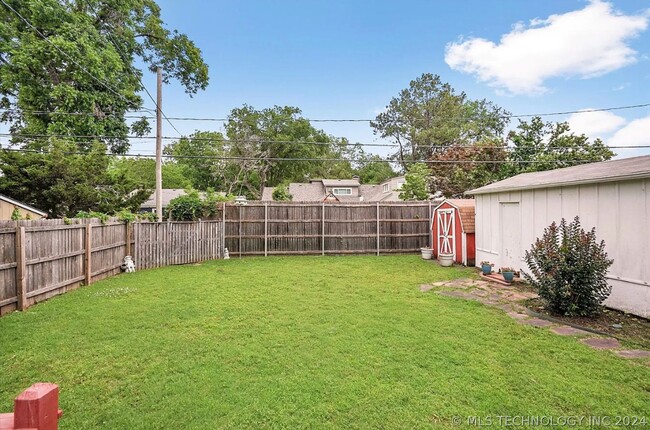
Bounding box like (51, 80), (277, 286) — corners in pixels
(134, 221), (223, 270)
(437, 208), (455, 257)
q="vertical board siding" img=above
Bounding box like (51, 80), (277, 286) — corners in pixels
(134, 221), (223, 270)
(223, 202), (430, 256)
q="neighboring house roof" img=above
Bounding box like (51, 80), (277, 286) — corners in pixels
(436, 199), (475, 234)
(320, 179), (360, 187)
(141, 189), (192, 209)
(0, 193), (47, 217)
(261, 187), (275, 201)
(468, 155), (650, 195)
(289, 182), (326, 201)
(261, 176), (409, 202)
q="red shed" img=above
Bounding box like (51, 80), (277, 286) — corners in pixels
(432, 199), (476, 266)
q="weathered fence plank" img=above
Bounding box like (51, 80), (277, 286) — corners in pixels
(223, 202), (431, 256)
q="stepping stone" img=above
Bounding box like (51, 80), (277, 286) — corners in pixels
(437, 290), (469, 298)
(518, 317), (553, 327)
(507, 312), (529, 320)
(615, 350), (650, 359)
(420, 284), (434, 292)
(551, 325), (591, 336)
(581, 337), (621, 350)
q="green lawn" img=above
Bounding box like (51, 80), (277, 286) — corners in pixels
(1, 256), (648, 429)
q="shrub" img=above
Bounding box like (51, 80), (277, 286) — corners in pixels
(167, 190), (204, 221)
(523, 216), (613, 316)
(272, 185), (292, 201)
(10, 207), (21, 221)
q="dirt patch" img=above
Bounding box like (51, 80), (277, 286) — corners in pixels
(525, 297), (650, 349)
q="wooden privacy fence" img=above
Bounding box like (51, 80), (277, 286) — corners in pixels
(0, 218), (133, 316)
(222, 201), (433, 256)
(0, 219), (223, 315)
(134, 221), (223, 270)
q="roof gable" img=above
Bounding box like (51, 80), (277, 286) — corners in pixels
(0, 194), (47, 217)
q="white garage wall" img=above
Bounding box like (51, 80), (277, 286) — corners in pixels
(475, 178), (650, 317)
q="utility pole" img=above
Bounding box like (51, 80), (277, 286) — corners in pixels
(155, 67), (163, 222)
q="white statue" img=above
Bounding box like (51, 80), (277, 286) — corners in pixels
(122, 256), (136, 273)
(224, 248), (230, 260)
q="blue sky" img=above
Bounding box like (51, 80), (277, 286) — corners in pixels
(133, 0), (650, 158)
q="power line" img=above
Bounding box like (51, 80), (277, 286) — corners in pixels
(1, 132), (647, 150)
(0, 147), (622, 165)
(1, 102), (649, 123)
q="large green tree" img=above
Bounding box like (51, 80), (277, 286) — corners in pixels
(163, 131), (226, 190)
(223, 105), (332, 198)
(505, 117), (615, 176)
(0, 0), (208, 152)
(108, 157), (191, 190)
(371, 73), (509, 169)
(0, 0), (207, 215)
(0, 141), (149, 217)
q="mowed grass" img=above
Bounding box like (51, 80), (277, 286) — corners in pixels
(0, 256), (648, 429)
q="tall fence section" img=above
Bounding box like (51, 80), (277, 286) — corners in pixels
(223, 202), (432, 256)
(0, 202), (433, 315)
(134, 221), (223, 270)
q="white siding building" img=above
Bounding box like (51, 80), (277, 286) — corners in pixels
(468, 155), (650, 317)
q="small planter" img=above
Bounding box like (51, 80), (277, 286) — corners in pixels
(439, 253), (453, 267)
(420, 248), (433, 260)
(481, 264), (492, 275)
(500, 267), (516, 283)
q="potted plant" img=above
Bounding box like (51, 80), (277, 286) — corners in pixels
(500, 267), (516, 283)
(438, 253), (454, 267)
(480, 261), (493, 275)
(420, 247), (433, 260)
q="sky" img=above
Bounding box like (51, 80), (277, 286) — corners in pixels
(131, 0), (650, 159)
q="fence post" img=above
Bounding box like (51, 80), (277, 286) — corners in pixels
(125, 222), (131, 257)
(15, 226), (27, 311)
(264, 203), (268, 257)
(428, 200), (433, 249)
(321, 202), (325, 256)
(222, 202), (226, 257)
(376, 202), (380, 256)
(84, 223), (92, 286)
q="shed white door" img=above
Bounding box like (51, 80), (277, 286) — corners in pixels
(500, 203), (521, 270)
(437, 208), (455, 257)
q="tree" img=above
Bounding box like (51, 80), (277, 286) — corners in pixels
(505, 117), (615, 176)
(354, 153), (397, 184)
(429, 141), (508, 197)
(0, 140), (149, 217)
(108, 157), (192, 189)
(163, 131), (226, 190)
(371, 73), (509, 169)
(399, 163), (430, 201)
(223, 105), (332, 198)
(0, 0), (208, 153)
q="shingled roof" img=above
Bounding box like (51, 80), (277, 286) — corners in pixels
(437, 199), (475, 234)
(468, 155), (650, 195)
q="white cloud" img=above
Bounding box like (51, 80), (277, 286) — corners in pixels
(567, 110), (627, 138)
(444, 1), (649, 95)
(608, 115), (650, 148)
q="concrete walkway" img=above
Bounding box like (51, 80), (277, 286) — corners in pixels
(421, 278), (650, 362)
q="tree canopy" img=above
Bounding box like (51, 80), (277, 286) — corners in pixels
(0, 0), (209, 152)
(370, 73), (509, 169)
